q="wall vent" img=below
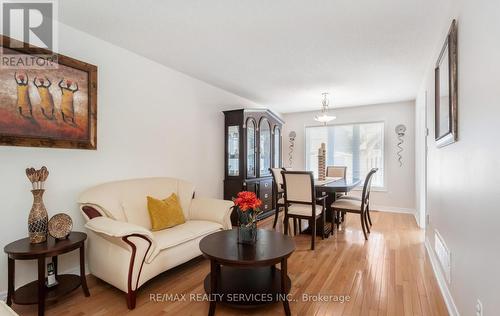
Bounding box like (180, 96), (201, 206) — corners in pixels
(434, 230), (451, 284)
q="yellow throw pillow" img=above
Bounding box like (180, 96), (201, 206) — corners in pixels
(147, 194), (186, 231)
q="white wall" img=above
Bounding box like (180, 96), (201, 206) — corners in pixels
(0, 23), (259, 293)
(417, 0), (500, 314)
(282, 101), (415, 212)
(415, 91), (428, 228)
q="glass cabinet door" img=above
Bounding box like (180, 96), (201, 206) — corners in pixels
(246, 119), (256, 177)
(227, 125), (239, 176)
(259, 118), (271, 176)
(274, 126), (281, 167)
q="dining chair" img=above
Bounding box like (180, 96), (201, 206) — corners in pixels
(327, 165), (348, 222)
(326, 166), (347, 179)
(331, 168), (378, 240)
(269, 167), (286, 229)
(282, 171), (327, 250)
(337, 194), (373, 227)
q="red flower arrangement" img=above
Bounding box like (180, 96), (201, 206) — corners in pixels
(232, 191), (263, 231)
(233, 191), (262, 212)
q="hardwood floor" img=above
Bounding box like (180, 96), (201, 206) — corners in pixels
(12, 211), (448, 316)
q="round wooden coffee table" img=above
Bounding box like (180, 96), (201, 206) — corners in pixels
(4, 232), (90, 316)
(199, 229), (295, 316)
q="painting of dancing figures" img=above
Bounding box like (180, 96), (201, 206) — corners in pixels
(0, 39), (97, 149)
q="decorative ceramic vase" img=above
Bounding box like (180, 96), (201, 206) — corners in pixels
(238, 221), (257, 245)
(28, 189), (48, 244)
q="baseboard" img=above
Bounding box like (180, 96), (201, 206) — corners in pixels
(0, 264), (90, 302)
(414, 212), (421, 228)
(371, 205), (415, 214)
(64, 264), (90, 277)
(425, 238), (460, 316)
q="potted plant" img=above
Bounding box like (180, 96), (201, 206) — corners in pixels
(232, 191), (262, 244)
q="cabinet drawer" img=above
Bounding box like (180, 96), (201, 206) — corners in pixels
(259, 180), (273, 197)
(243, 181), (258, 194)
(261, 197), (273, 211)
(261, 179), (272, 189)
(260, 190), (272, 200)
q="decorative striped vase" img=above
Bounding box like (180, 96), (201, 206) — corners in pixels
(28, 189), (48, 244)
(318, 143), (326, 181)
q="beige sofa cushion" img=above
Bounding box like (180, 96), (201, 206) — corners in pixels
(79, 178), (195, 228)
(332, 198), (362, 210)
(288, 203), (323, 216)
(0, 301), (18, 316)
(152, 220), (223, 251)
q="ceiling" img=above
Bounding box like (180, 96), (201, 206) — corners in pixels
(58, 0), (452, 113)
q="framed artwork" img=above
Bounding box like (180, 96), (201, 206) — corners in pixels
(434, 20), (458, 148)
(0, 35), (97, 149)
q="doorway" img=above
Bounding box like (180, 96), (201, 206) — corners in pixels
(415, 90), (428, 228)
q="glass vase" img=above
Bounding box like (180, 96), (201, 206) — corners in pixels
(238, 222), (257, 245)
(28, 189), (48, 244)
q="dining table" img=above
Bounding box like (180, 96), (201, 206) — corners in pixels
(312, 176), (362, 236)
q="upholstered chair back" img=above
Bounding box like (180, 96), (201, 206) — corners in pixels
(326, 166), (347, 178)
(282, 171), (315, 203)
(269, 168), (285, 192)
(361, 168), (378, 207)
(78, 178), (195, 229)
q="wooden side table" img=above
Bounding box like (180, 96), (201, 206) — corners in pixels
(4, 232), (90, 316)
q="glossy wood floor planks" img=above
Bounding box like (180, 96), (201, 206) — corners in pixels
(12, 211), (448, 316)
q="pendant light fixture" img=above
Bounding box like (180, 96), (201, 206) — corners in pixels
(314, 92), (336, 124)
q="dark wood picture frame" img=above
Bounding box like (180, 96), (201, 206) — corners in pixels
(0, 35), (97, 150)
(434, 20), (458, 148)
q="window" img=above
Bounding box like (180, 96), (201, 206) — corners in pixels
(305, 122), (385, 188)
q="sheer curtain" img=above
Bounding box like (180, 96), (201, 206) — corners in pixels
(305, 122), (384, 187)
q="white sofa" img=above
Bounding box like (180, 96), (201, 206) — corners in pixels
(78, 177), (233, 309)
(0, 301), (18, 316)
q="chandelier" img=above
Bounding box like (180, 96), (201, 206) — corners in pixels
(314, 92), (336, 124)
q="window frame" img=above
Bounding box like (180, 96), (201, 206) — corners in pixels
(304, 120), (387, 190)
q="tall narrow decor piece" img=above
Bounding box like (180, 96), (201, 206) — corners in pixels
(318, 143), (326, 181)
(395, 124), (407, 167)
(288, 131), (296, 168)
(231, 191), (262, 245)
(26, 167), (49, 243)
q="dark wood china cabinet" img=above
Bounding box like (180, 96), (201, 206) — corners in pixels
(223, 109), (284, 225)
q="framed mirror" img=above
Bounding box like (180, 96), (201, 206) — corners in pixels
(435, 19), (458, 148)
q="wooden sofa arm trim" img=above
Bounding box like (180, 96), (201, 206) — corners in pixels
(82, 205), (103, 219)
(122, 234), (152, 309)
